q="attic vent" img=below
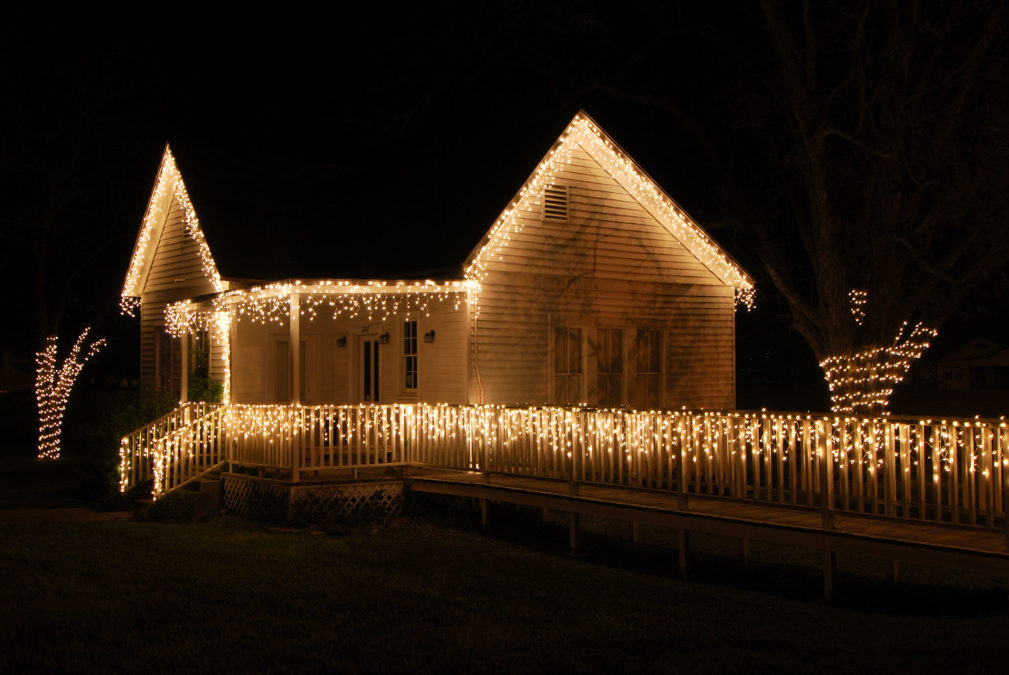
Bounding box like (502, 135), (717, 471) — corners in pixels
(543, 185), (568, 222)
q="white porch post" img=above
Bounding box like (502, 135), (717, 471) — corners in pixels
(290, 293), (300, 404)
(289, 292), (301, 483)
(179, 332), (188, 403)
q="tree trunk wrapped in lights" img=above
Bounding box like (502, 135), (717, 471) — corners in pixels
(820, 321), (936, 415)
(35, 328), (105, 461)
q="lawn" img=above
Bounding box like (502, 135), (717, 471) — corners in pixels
(2, 389), (1007, 673)
(0, 509), (1007, 674)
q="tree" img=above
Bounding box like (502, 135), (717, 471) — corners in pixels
(593, 1), (1009, 413)
(749, 0), (1009, 413)
(35, 328), (105, 460)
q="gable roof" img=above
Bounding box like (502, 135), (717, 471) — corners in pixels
(119, 145), (223, 316)
(463, 111), (755, 308)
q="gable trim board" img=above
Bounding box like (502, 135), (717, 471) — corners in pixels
(120, 145), (223, 316)
(464, 111), (754, 309)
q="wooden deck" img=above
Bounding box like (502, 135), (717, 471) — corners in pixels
(407, 468), (1009, 596)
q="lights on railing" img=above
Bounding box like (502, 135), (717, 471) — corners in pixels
(121, 402), (1008, 508)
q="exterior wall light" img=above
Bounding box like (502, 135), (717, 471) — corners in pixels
(424, 330), (436, 343)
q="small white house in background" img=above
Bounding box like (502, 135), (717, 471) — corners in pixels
(938, 338), (1009, 390)
(119, 112), (754, 411)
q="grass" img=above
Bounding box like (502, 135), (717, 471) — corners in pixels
(2, 391), (1008, 673)
(0, 507), (1007, 674)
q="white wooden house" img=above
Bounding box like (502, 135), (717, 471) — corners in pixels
(120, 112), (754, 412)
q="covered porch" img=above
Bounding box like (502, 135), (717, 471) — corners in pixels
(164, 278), (477, 408)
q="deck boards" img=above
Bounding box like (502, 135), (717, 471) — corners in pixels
(407, 469), (1009, 568)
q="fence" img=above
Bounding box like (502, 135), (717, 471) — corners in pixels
(120, 403), (1009, 527)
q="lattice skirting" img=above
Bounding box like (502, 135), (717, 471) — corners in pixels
(223, 473), (403, 521)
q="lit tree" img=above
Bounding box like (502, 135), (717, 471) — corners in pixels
(745, 1), (1009, 413)
(35, 328), (105, 460)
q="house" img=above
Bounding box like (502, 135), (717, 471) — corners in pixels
(119, 112), (754, 412)
(937, 338), (1009, 390)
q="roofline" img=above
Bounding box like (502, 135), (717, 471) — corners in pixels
(578, 111), (754, 287)
(463, 110), (754, 288)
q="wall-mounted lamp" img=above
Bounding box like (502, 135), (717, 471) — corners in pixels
(379, 332), (390, 344)
(424, 330), (436, 343)
(336, 336), (347, 348)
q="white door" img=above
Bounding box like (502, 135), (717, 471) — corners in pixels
(358, 335), (381, 402)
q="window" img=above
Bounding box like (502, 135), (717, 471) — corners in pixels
(403, 320), (418, 391)
(631, 329), (661, 409)
(156, 332), (180, 397)
(543, 185), (568, 222)
(596, 328), (623, 407)
(554, 326), (582, 404)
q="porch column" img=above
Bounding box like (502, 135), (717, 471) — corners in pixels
(290, 292), (300, 404)
(179, 332), (188, 403)
(290, 292), (301, 483)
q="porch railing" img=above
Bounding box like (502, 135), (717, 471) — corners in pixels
(120, 403), (1009, 528)
(118, 402), (224, 495)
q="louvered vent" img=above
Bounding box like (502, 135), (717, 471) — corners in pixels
(543, 185), (568, 222)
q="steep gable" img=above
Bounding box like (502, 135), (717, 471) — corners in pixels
(120, 146), (222, 315)
(464, 112), (754, 308)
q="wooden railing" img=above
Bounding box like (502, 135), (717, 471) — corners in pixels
(407, 405), (1009, 529)
(118, 402), (225, 497)
(222, 404), (408, 475)
(120, 403), (1009, 529)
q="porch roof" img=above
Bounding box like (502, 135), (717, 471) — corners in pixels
(165, 277), (477, 335)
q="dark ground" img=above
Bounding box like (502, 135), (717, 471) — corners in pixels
(2, 389), (1008, 672)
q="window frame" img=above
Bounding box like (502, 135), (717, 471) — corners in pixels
(402, 319), (418, 393)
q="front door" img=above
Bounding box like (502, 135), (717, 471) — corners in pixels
(358, 335), (381, 402)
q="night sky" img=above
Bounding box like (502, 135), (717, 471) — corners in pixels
(4, 3), (1006, 408)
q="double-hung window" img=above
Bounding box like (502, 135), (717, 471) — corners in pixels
(403, 320), (418, 391)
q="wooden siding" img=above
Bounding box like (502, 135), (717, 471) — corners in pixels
(138, 195), (219, 395)
(471, 144), (735, 409)
(231, 301), (469, 405)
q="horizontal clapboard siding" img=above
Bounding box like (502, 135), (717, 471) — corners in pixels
(142, 197), (217, 296)
(472, 143), (735, 409)
(139, 299), (165, 394)
(139, 195), (219, 397)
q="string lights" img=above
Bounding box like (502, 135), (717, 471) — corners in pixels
(120, 146), (222, 316)
(849, 289), (867, 325)
(36, 328), (106, 460)
(820, 321), (937, 414)
(120, 402), (1008, 516)
(193, 279), (475, 326)
(464, 113), (756, 309)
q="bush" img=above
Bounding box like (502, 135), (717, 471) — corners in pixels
(69, 389), (176, 509)
(143, 490), (201, 521)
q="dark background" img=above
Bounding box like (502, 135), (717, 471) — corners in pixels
(3, 2), (1006, 414)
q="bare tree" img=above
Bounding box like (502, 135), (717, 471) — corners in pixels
(593, 1), (1009, 413)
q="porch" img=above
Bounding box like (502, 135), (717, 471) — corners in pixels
(118, 401), (1009, 595)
